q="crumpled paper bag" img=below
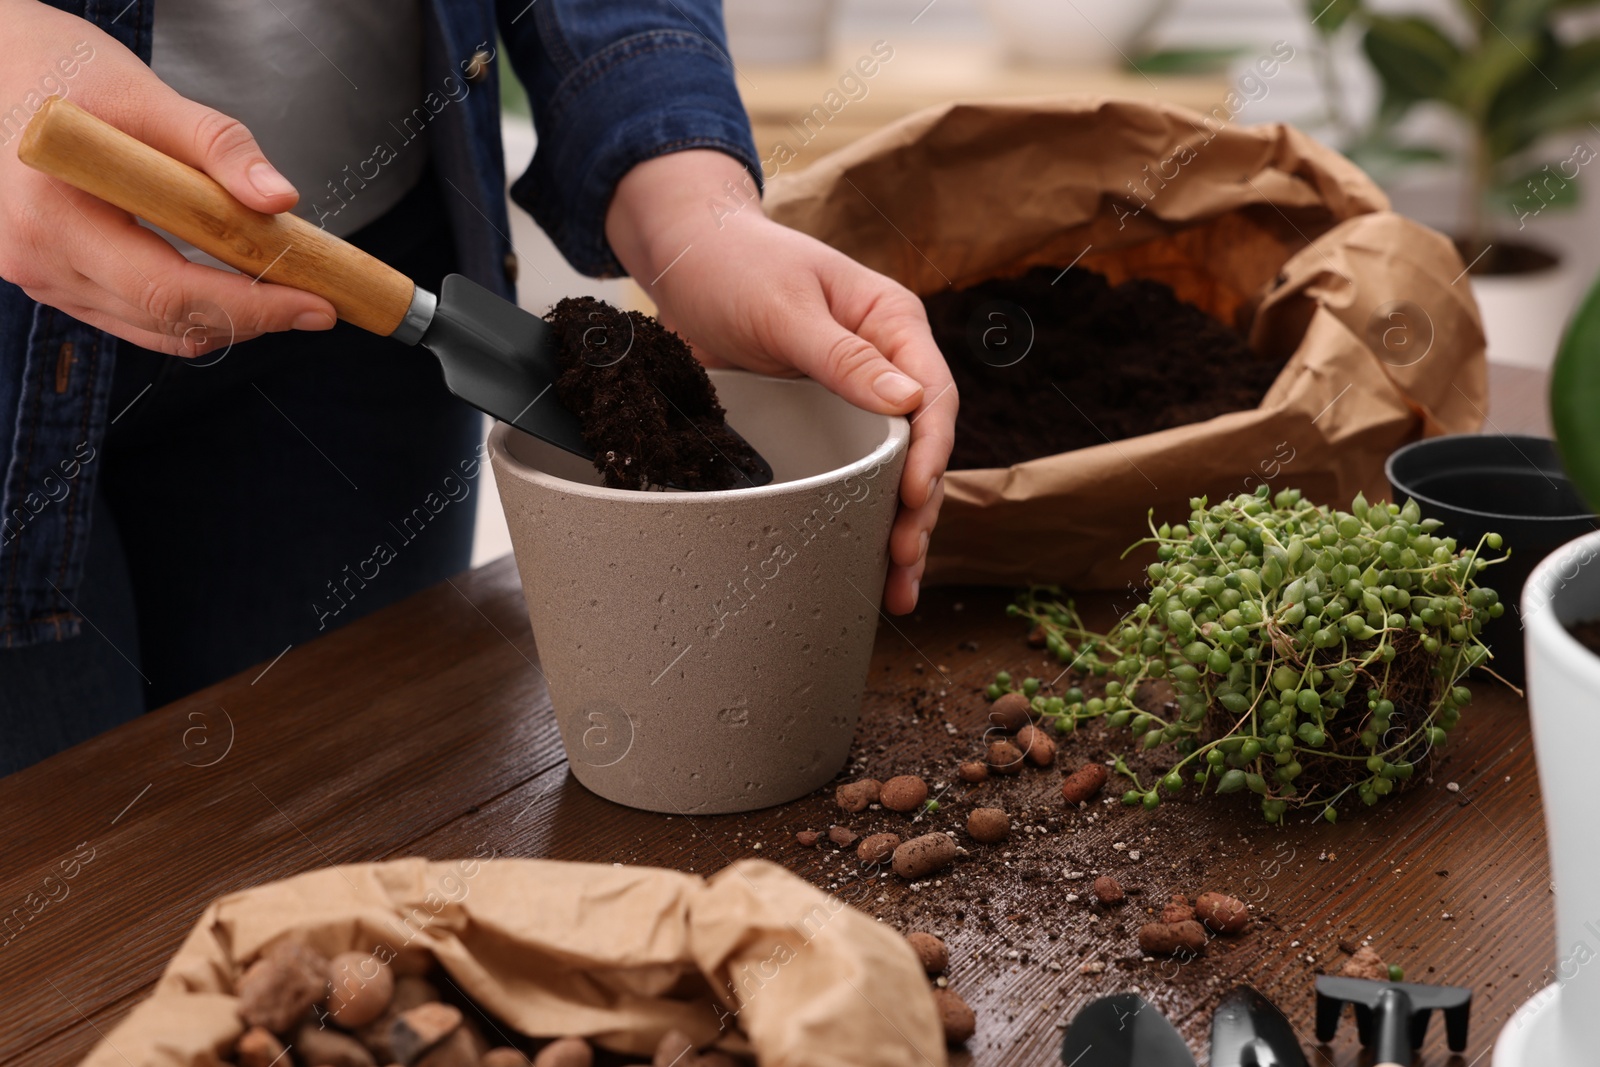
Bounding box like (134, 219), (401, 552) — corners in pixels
(78, 858), (945, 1067)
(764, 96), (1487, 589)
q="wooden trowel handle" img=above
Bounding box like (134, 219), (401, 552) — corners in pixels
(17, 96), (416, 337)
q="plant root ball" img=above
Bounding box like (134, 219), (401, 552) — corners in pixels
(1137, 920), (1208, 956)
(880, 775), (930, 812)
(1195, 891), (1250, 934)
(987, 692), (1033, 732)
(966, 807), (1010, 844)
(904, 932), (949, 975)
(932, 988), (977, 1044)
(1091, 875), (1124, 905)
(893, 833), (958, 879)
(957, 760), (989, 784)
(986, 740), (1025, 775)
(835, 779), (881, 813)
(1061, 763), (1109, 805)
(1014, 724), (1056, 766)
(857, 832), (902, 865)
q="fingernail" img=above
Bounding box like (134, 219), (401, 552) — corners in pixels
(918, 530), (929, 558)
(873, 370), (921, 406)
(909, 578), (920, 608)
(249, 161), (297, 199)
(927, 476), (939, 503)
(292, 311), (335, 331)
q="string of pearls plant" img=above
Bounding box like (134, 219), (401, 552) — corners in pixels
(988, 486), (1507, 823)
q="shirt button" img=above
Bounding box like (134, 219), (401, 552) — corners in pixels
(465, 49), (493, 84)
(503, 252), (519, 284)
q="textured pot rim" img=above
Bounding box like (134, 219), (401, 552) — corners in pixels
(1387, 433), (1596, 523)
(488, 371), (911, 503)
(1523, 527), (1600, 676)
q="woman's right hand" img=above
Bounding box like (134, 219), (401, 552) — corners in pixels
(0, 0), (335, 356)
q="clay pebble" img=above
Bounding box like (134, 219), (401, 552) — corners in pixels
(857, 832), (902, 865)
(835, 779), (881, 813)
(880, 775), (929, 812)
(904, 931), (948, 975)
(1195, 891), (1250, 934)
(1060, 763), (1109, 805)
(893, 833), (958, 879)
(966, 807), (1010, 844)
(987, 692), (1032, 732)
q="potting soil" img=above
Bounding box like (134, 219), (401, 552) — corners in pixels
(923, 266), (1283, 470)
(545, 296), (766, 491)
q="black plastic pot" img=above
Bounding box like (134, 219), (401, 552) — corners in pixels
(1387, 434), (1598, 684)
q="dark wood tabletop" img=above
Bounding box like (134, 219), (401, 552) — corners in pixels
(1, 363), (1553, 1067)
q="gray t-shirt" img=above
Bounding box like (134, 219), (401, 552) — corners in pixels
(150, 0), (428, 243)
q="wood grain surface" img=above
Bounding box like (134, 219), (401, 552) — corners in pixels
(0, 366), (1555, 1066)
(18, 97), (417, 336)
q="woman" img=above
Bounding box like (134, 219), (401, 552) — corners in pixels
(0, 0), (956, 773)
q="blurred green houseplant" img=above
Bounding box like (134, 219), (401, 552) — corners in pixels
(1308, 0), (1600, 265)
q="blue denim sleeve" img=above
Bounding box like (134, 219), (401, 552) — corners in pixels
(499, 0), (761, 278)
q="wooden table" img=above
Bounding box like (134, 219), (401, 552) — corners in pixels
(1, 364), (1553, 1066)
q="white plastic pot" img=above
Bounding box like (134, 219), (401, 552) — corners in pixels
(491, 370), (908, 814)
(1471, 254), (1578, 369)
(1496, 528), (1600, 1063)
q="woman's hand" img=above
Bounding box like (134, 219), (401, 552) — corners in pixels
(0, 0), (335, 355)
(605, 149), (956, 614)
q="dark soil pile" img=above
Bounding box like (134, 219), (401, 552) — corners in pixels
(922, 266), (1283, 470)
(1570, 619), (1600, 658)
(546, 297), (765, 491)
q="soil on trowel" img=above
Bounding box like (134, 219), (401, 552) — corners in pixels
(545, 296), (765, 491)
(923, 266), (1283, 470)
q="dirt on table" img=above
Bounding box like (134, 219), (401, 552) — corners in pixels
(545, 297), (765, 491)
(922, 266), (1283, 471)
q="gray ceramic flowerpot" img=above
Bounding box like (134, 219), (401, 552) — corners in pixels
(490, 370), (910, 814)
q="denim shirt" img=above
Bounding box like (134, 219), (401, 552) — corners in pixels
(0, 0), (759, 647)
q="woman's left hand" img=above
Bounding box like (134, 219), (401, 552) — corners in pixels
(605, 150), (956, 614)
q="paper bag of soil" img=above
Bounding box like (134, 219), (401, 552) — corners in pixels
(76, 857), (945, 1067)
(764, 97), (1487, 588)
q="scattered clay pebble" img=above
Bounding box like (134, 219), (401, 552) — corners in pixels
(1060, 763), (1109, 805)
(1027, 625), (1048, 648)
(987, 692), (1033, 732)
(966, 807), (1010, 844)
(1341, 945), (1388, 981)
(236, 936), (331, 1033)
(416, 1027), (480, 1067)
(905, 932), (949, 975)
(957, 760), (988, 784)
(296, 1020), (375, 1067)
(327, 950), (395, 1029)
(835, 779), (881, 813)
(1195, 891), (1250, 935)
(1014, 723), (1056, 767)
(893, 833), (958, 879)
(828, 825), (859, 848)
(531, 1040), (589, 1067)
(235, 1027), (285, 1067)
(880, 775), (930, 812)
(857, 832), (902, 865)
(653, 1030), (697, 1067)
(795, 830), (820, 847)
(1092, 875), (1125, 905)
(1161, 894), (1195, 924)
(1137, 920), (1208, 956)
(932, 988), (976, 1044)
(390, 1002), (463, 1065)
(986, 739), (1025, 775)
(489, 1047), (537, 1067)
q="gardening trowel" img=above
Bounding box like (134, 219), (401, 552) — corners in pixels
(17, 96), (773, 489)
(1210, 986), (1309, 1067)
(1315, 974), (1472, 1065)
(1059, 993), (1197, 1067)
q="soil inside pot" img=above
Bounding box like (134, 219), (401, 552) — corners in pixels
(922, 266), (1283, 471)
(1568, 618), (1600, 658)
(545, 297), (765, 491)
(1453, 238), (1561, 277)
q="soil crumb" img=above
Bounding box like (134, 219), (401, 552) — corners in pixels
(545, 297), (764, 491)
(922, 266), (1282, 470)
